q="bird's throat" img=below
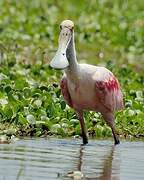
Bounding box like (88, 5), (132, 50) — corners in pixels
(66, 32), (78, 72)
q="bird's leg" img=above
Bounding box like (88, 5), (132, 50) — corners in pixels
(77, 111), (88, 145)
(111, 126), (120, 145)
(102, 113), (120, 145)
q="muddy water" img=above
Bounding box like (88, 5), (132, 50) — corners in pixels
(0, 139), (144, 180)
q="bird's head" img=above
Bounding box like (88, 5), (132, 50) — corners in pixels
(50, 20), (74, 69)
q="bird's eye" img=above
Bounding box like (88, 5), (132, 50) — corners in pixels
(70, 27), (73, 32)
(60, 25), (62, 29)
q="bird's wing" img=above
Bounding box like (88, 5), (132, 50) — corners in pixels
(95, 71), (124, 112)
(60, 75), (73, 108)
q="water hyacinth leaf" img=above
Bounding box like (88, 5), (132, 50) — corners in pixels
(135, 97), (144, 102)
(102, 126), (112, 137)
(15, 92), (24, 100)
(4, 85), (12, 93)
(133, 100), (143, 109)
(23, 87), (31, 98)
(46, 104), (55, 116)
(75, 124), (81, 135)
(135, 109), (142, 115)
(33, 99), (42, 107)
(95, 125), (104, 137)
(39, 85), (48, 91)
(51, 124), (61, 134)
(24, 107), (29, 115)
(125, 100), (133, 108)
(26, 114), (36, 124)
(11, 101), (23, 116)
(61, 123), (68, 128)
(18, 113), (28, 125)
(135, 90), (143, 101)
(32, 92), (41, 98)
(7, 92), (17, 102)
(0, 86), (4, 94)
(61, 118), (69, 123)
(14, 77), (29, 90)
(40, 115), (49, 121)
(0, 109), (5, 119)
(129, 90), (136, 97)
(0, 98), (8, 106)
(3, 106), (13, 119)
(35, 130), (42, 137)
(55, 89), (61, 98)
(44, 120), (52, 130)
(60, 100), (66, 110)
(36, 121), (45, 125)
(0, 73), (8, 81)
(70, 119), (79, 126)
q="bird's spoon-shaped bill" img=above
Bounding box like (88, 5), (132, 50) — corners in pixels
(50, 48), (69, 70)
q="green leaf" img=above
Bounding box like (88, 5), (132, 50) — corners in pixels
(60, 100), (66, 110)
(26, 114), (36, 124)
(4, 85), (12, 93)
(18, 113), (28, 125)
(3, 106), (13, 119)
(23, 87), (31, 98)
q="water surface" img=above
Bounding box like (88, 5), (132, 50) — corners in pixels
(0, 138), (144, 180)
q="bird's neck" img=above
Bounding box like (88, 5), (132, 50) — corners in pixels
(65, 31), (78, 73)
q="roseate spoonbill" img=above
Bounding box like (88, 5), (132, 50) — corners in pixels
(50, 20), (124, 145)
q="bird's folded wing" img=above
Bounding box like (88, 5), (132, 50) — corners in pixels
(60, 76), (73, 108)
(95, 76), (124, 112)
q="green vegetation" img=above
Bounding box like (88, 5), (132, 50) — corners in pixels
(0, 0), (144, 141)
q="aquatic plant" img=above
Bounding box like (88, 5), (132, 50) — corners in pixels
(0, 0), (143, 140)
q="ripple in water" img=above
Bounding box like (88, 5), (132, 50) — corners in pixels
(0, 138), (144, 180)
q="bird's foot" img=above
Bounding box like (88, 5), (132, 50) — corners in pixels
(114, 139), (120, 145)
(82, 137), (88, 145)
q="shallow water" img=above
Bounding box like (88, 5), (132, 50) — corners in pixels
(0, 138), (144, 180)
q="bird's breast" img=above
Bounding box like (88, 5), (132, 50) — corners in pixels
(67, 79), (99, 111)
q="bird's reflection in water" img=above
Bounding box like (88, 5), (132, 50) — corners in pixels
(77, 145), (84, 172)
(98, 146), (120, 180)
(68, 143), (120, 180)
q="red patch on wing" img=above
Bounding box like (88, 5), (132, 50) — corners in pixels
(105, 77), (119, 91)
(96, 81), (105, 91)
(96, 76), (120, 93)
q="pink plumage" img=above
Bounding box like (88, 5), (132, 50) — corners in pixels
(60, 65), (124, 145)
(61, 65), (124, 112)
(50, 20), (124, 145)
